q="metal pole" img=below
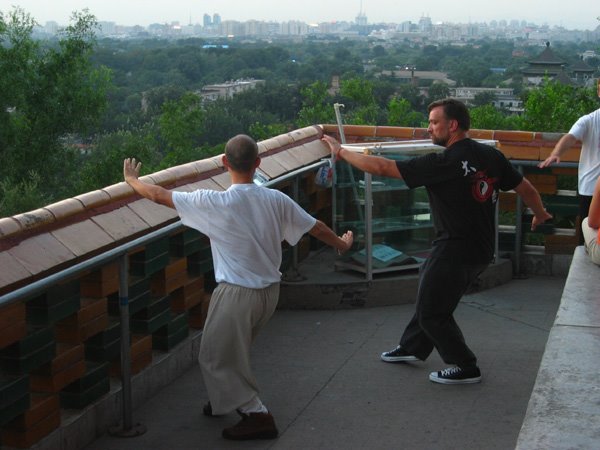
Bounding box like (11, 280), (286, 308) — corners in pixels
(494, 195), (500, 263)
(108, 254), (147, 437)
(119, 255), (132, 429)
(332, 103), (345, 234)
(292, 176), (300, 271)
(365, 171), (373, 281)
(514, 166), (524, 276)
(281, 176), (306, 282)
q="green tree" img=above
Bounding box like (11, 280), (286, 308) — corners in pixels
(520, 80), (599, 132)
(372, 45), (386, 58)
(297, 81), (335, 127)
(472, 91), (497, 107)
(0, 7), (111, 215)
(396, 84), (426, 113)
(201, 100), (245, 146)
(158, 93), (205, 153)
(470, 104), (509, 130)
(339, 78), (382, 125)
(387, 97), (426, 127)
(428, 83), (451, 102)
(77, 126), (162, 193)
(249, 123), (289, 141)
(0, 172), (49, 218)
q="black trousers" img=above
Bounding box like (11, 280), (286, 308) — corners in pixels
(399, 250), (488, 368)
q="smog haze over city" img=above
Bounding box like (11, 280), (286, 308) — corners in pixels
(2, 0), (599, 30)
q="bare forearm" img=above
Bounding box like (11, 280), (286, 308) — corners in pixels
(514, 178), (546, 216)
(127, 178), (174, 209)
(308, 220), (352, 253)
(513, 178), (553, 230)
(339, 148), (402, 179)
(551, 134), (577, 158)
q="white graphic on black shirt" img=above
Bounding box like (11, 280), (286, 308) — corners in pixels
(461, 160), (476, 176)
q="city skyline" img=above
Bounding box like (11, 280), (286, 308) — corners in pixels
(2, 0), (600, 30)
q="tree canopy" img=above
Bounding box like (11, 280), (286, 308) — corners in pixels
(0, 8), (110, 215)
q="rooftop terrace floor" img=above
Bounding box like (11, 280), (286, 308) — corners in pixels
(84, 275), (564, 450)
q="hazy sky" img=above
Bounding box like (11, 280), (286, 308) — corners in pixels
(2, 0), (599, 30)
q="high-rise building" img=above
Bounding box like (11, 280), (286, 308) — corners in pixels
(398, 21), (412, 33)
(203, 14), (212, 28)
(418, 15), (432, 33)
(44, 21), (59, 35)
(213, 13), (221, 26)
(98, 21), (116, 35)
(356, 12), (367, 27)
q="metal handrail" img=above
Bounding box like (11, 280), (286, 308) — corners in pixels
(0, 159), (329, 308)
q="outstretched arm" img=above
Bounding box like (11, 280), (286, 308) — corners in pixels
(322, 135), (402, 179)
(513, 178), (552, 230)
(538, 133), (577, 168)
(123, 158), (175, 209)
(308, 220), (354, 255)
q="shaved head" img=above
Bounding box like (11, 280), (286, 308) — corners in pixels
(225, 134), (259, 172)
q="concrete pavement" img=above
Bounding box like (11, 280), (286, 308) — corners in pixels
(84, 275), (564, 450)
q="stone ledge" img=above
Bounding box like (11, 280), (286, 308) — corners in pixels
(516, 246), (600, 450)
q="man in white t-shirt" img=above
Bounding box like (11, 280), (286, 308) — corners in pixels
(539, 80), (600, 242)
(123, 135), (353, 441)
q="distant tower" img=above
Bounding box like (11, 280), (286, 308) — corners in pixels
(213, 13), (221, 26)
(356, 0), (367, 26)
(203, 13), (212, 28)
(418, 15), (432, 32)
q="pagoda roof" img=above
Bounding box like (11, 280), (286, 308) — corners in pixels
(570, 58), (595, 73)
(527, 42), (566, 65)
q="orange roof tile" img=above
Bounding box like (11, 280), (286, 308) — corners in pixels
(8, 233), (75, 276)
(127, 199), (179, 227)
(91, 206), (150, 241)
(51, 220), (115, 257)
(0, 218), (23, 238)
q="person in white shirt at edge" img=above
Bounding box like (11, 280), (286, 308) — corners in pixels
(123, 134), (353, 441)
(539, 79), (600, 243)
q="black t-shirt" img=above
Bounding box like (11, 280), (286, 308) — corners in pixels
(396, 138), (523, 264)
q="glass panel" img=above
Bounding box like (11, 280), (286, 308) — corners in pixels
(333, 141), (443, 275)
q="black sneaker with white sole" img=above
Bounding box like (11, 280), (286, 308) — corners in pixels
(380, 345), (419, 362)
(429, 366), (481, 384)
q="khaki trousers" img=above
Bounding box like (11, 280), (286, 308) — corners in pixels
(198, 282), (279, 415)
(582, 217), (600, 265)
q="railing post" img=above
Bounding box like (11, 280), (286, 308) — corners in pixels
(364, 171), (373, 282)
(108, 254), (147, 437)
(292, 176), (300, 271)
(514, 166), (524, 276)
(281, 175), (306, 282)
(494, 195), (499, 263)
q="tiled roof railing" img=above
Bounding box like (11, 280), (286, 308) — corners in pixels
(0, 124), (583, 296)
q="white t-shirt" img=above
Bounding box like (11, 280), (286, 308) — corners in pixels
(172, 184), (317, 289)
(569, 108), (600, 196)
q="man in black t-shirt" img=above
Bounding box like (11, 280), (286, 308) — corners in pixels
(322, 98), (552, 385)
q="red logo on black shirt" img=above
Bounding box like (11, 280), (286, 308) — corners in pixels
(471, 171), (498, 202)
